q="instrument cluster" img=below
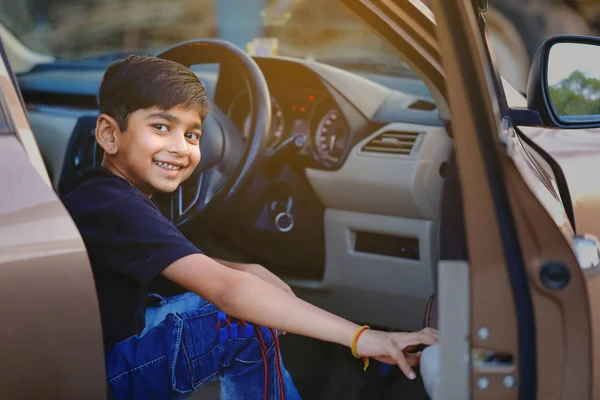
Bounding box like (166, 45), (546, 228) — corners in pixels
(229, 88), (349, 165)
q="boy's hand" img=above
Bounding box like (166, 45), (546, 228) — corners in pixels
(244, 263), (294, 296)
(355, 328), (439, 380)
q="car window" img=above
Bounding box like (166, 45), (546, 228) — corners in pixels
(502, 77), (527, 108)
(0, 0), (420, 80)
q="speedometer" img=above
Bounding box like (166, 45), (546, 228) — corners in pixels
(314, 109), (348, 162)
(241, 96), (285, 147)
(268, 97), (285, 147)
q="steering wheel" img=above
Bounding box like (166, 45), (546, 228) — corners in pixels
(155, 39), (271, 228)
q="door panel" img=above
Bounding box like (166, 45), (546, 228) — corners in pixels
(503, 155), (590, 399)
(0, 43), (106, 398)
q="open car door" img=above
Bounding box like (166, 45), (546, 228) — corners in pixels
(429, 0), (595, 397)
(341, 0), (596, 398)
(0, 41), (107, 397)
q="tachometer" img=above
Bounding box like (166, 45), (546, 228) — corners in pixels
(314, 109), (347, 162)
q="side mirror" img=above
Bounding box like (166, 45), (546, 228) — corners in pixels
(527, 35), (600, 129)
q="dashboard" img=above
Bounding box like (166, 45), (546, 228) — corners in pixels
(19, 55), (450, 292)
(213, 56), (443, 172)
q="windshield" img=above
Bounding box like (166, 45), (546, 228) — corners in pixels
(0, 0), (415, 77)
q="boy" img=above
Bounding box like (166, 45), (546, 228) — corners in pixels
(62, 55), (438, 399)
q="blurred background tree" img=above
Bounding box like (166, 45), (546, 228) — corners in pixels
(550, 70), (600, 116)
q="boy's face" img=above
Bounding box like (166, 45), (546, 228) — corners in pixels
(98, 105), (202, 196)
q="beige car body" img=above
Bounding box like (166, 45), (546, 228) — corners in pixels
(0, 55), (106, 397)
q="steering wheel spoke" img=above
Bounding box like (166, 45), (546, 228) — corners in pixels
(170, 166), (231, 226)
(171, 172), (204, 221)
(203, 168), (229, 206)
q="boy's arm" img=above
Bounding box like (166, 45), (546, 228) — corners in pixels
(162, 253), (356, 346)
(211, 258), (293, 295)
(161, 253), (438, 379)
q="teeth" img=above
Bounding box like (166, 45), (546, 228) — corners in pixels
(154, 161), (181, 170)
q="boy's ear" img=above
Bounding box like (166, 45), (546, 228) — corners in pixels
(95, 114), (122, 155)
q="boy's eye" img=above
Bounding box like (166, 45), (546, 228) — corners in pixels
(153, 124), (168, 132)
(185, 132), (201, 142)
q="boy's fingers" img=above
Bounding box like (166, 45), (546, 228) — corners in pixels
(391, 331), (437, 350)
(414, 330), (438, 346)
(388, 344), (415, 380)
(422, 333), (438, 346)
(422, 327), (440, 340)
(405, 352), (421, 366)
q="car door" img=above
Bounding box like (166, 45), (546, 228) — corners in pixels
(430, 1), (600, 398)
(342, 0), (595, 398)
(0, 41), (107, 398)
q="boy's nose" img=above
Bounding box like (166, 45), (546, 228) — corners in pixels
(167, 135), (189, 157)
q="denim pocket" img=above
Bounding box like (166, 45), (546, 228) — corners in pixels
(107, 315), (185, 400)
(168, 307), (277, 393)
(167, 313), (195, 394)
(168, 310), (223, 393)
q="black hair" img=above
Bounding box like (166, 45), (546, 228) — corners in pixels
(98, 55), (209, 131)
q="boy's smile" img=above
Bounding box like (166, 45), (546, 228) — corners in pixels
(97, 105), (203, 196)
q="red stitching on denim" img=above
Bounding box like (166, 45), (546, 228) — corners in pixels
(255, 327), (270, 400)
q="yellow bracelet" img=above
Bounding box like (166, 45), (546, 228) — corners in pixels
(351, 325), (370, 371)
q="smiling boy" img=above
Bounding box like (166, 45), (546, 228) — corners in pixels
(62, 55), (437, 399)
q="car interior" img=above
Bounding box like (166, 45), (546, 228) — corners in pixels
(0, 1), (489, 398)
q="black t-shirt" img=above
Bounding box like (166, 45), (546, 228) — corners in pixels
(62, 167), (202, 350)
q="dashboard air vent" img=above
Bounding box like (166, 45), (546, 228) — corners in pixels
(361, 131), (421, 155)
